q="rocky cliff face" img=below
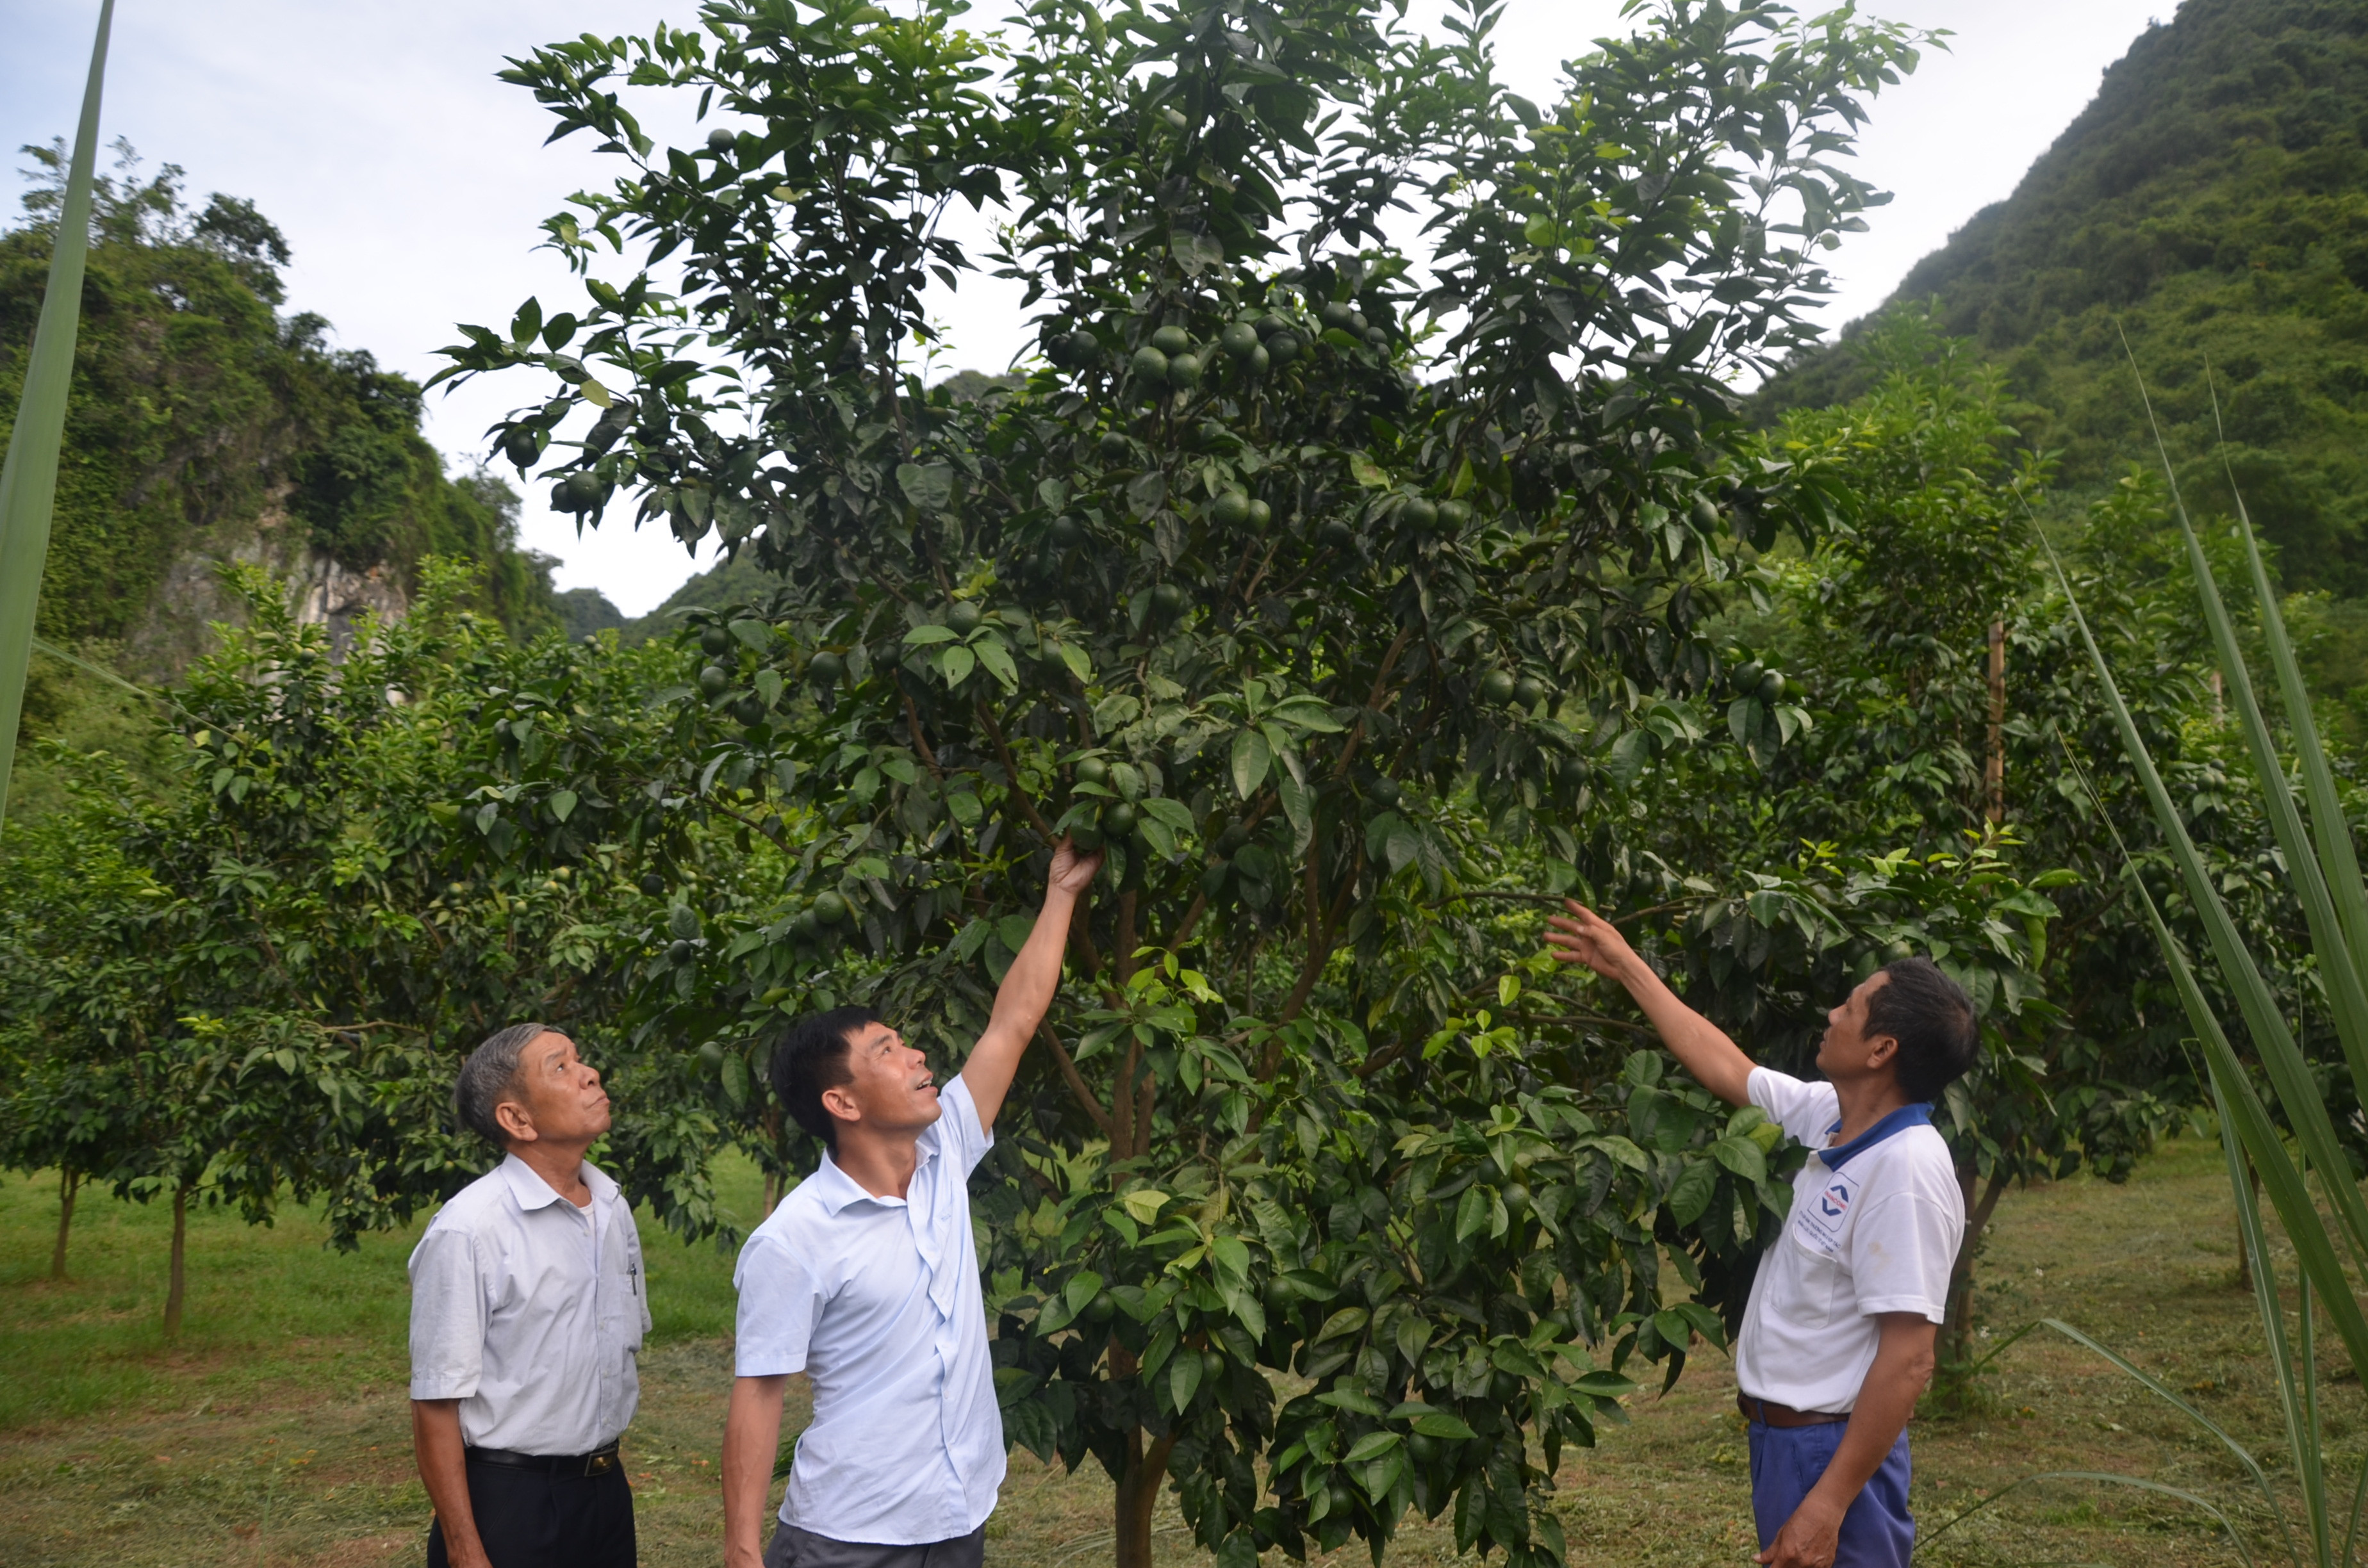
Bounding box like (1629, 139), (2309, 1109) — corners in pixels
(1, 152), (557, 682)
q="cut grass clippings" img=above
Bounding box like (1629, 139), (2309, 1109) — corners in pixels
(0, 1136), (2332, 1566)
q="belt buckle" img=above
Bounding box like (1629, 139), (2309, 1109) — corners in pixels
(588, 1451), (614, 1476)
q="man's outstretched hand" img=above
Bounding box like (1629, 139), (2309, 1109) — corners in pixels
(1543, 900), (1641, 983)
(1545, 900), (1755, 1105)
(1048, 836), (1103, 899)
(963, 834), (1101, 1131)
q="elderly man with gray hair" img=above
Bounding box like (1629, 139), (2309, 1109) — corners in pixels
(407, 1023), (648, 1568)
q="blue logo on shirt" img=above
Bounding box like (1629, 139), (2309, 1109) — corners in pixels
(1820, 1182), (1852, 1219)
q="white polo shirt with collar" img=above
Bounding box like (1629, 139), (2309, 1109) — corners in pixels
(407, 1154), (649, 1454)
(733, 1072), (1002, 1546)
(1732, 1066), (1964, 1416)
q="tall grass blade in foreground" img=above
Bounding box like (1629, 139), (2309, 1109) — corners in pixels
(0, 0), (118, 833)
(1973, 350), (2368, 1560)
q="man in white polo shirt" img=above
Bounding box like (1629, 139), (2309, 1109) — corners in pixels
(409, 1023), (648, 1568)
(1547, 903), (1975, 1568)
(721, 838), (1101, 1568)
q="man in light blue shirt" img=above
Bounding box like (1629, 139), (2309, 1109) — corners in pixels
(721, 839), (1101, 1568)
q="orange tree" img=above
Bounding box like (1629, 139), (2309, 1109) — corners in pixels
(0, 562), (768, 1335)
(439, 3), (1928, 1564)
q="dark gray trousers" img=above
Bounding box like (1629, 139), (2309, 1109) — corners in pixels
(764, 1521), (987, 1568)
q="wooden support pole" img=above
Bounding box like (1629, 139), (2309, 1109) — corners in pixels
(1986, 619), (2006, 825)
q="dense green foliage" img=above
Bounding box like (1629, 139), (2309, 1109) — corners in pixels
(417, 3), (2042, 1566)
(0, 142), (560, 681)
(1768, 0), (2368, 598)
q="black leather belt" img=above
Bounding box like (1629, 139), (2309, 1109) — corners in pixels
(465, 1442), (621, 1476)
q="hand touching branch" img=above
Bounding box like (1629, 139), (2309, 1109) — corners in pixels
(1545, 899), (1756, 1106)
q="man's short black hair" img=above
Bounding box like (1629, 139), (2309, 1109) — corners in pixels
(768, 1006), (881, 1151)
(1866, 957), (1980, 1100)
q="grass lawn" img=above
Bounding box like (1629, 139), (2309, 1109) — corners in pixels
(0, 1134), (2328, 1567)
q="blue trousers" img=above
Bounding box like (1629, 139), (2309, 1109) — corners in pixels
(1747, 1416), (1914, 1568)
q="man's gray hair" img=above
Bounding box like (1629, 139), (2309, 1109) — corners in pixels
(454, 1022), (552, 1145)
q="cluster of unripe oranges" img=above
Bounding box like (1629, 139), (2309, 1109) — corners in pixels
(1045, 300), (1392, 390)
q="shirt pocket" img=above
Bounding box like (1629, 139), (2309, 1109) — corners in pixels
(1777, 1227), (1850, 1331)
(605, 1233), (646, 1354)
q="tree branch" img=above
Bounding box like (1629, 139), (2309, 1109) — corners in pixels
(976, 700), (1055, 844)
(1335, 626), (1413, 781)
(1038, 1022), (1113, 1138)
(1161, 893), (1208, 954)
(901, 687), (945, 780)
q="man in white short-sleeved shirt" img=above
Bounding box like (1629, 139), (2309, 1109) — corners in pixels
(409, 1024), (648, 1568)
(1549, 904), (1976, 1568)
(721, 838), (1103, 1568)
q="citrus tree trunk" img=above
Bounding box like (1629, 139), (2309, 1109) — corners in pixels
(50, 1167), (77, 1280)
(163, 1185), (188, 1340)
(1114, 1430), (1180, 1568)
(1940, 1166), (2009, 1368)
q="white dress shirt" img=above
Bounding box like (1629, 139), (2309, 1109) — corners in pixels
(408, 1155), (648, 1453)
(1733, 1067), (1964, 1414)
(734, 1074), (1003, 1545)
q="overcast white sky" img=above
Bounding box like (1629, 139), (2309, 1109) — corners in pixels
(3, 0), (2173, 617)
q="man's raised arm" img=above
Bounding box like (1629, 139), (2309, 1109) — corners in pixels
(1545, 901), (1756, 1106)
(960, 837), (1102, 1129)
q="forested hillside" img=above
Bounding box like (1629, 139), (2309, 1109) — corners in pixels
(0, 142), (559, 687)
(1771, 0), (2368, 593)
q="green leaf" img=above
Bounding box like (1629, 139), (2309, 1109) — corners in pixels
(1121, 1188), (1170, 1225)
(1140, 797), (1192, 831)
(973, 638), (1019, 692)
(1317, 1387), (1386, 1414)
(1344, 1431), (1401, 1464)
(1168, 1348), (1203, 1412)
(1230, 728), (1272, 800)
(1315, 1307), (1368, 1343)
(1709, 1135), (1765, 1183)
(1411, 1410), (1475, 1439)
(549, 789), (579, 823)
(905, 624), (960, 646)
(896, 462), (955, 512)
(1666, 1157), (1718, 1224)
(1270, 696), (1345, 733)
(1171, 231), (1224, 275)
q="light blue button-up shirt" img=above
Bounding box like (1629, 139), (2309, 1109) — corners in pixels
(734, 1074), (1003, 1544)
